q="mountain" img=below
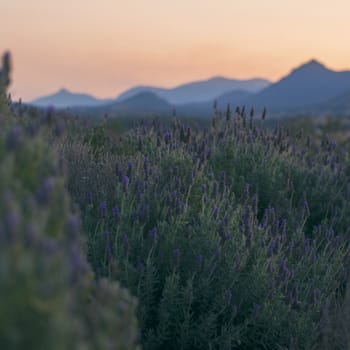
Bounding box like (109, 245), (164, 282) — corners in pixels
(115, 86), (167, 103)
(31, 88), (110, 108)
(81, 91), (172, 117)
(31, 77), (270, 109)
(313, 89), (350, 115)
(31, 60), (350, 117)
(116, 77), (270, 105)
(215, 89), (253, 108)
(243, 59), (350, 111)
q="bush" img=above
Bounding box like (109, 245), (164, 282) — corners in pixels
(62, 112), (350, 349)
(0, 53), (140, 350)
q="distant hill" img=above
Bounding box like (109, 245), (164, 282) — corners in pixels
(31, 88), (110, 108)
(30, 77), (270, 109)
(116, 77), (270, 105)
(243, 60), (350, 111)
(215, 89), (252, 108)
(30, 60), (350, 118)
(311, 89), (350, 115)
(79, 91), (172, 117)
(115, 86), (168, 103)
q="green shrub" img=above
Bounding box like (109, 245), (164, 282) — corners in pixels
(62, 114), (350, 349)
(0, 54), (140, 350)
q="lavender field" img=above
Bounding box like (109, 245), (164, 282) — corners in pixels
(2, 52), (350, 349)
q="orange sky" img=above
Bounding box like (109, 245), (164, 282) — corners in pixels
(2, 0), (350, 101)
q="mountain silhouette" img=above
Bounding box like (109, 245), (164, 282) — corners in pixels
(30, 59), (350, 117)
(31, 88), (110, 108)
(31, 77), (270, 109)
(313, 89), (350, 114)
(116, 77), (270, 105)
(89, 91), (172, 116)
(243, 59), (350, 110)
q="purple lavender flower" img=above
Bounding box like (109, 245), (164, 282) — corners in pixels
(112, 205), (119, 219)
(267, 239), (276, 257)
(243, 207), (252, 231)
(147, 227), (158, 245)
(99, 202), (106, 218)
(279, 260), (290, 279)
(45, 105), (55, 121)
(127, 161), (133, 178)
(303, 237), (312, 253)
(123, 175), (129, 193)
(86, 191), (93, 203)
(221, 233), (233, 243)
(164, 131), (172, 144)
(36, 178), (55, 205)
(245, 230), (253, 248)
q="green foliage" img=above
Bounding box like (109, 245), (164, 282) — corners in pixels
(0, 54), (140, 350)
(60, 112), (350, 349)
(0, 51), (11, 113)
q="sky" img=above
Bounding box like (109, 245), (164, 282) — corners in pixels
(1, 0), (350, 101)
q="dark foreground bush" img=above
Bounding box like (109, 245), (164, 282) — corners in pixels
(0, 53), (139, 350)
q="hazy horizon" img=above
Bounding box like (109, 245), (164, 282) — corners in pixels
(2, 0), (350, 101)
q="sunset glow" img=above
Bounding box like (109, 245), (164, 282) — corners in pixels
(2, 0), (350, 101)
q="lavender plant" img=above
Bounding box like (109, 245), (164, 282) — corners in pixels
(0, 55), (139, 350)
(61, 108), (350, 349)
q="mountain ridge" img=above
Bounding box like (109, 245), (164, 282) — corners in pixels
(31, 88), (111, 108)
(30, 77), (271, 108)
(30, 59), (350, 117)
(241, 59), (350, 111)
